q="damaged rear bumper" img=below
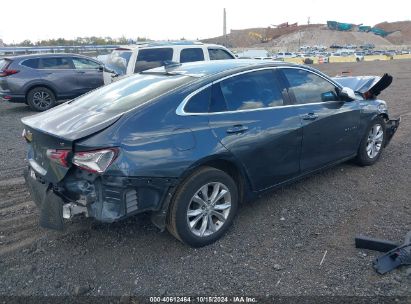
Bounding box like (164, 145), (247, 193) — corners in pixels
(385, 117), (401, 147)
(24, 166), (178, 230)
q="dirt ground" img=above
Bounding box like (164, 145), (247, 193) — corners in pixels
(0, 60), (410, 298)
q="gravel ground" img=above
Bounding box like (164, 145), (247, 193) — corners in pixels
(0, 60), (410, 298)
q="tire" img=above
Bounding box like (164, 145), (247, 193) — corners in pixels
(27, 87), (56, 111)
(355, 117), (386, 166)
(167, 167), (238, 247)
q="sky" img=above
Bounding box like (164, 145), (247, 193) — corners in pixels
(0, 0), (409, 44)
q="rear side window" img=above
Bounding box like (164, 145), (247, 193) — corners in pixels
(40, 57), (72, 69)
(208, 48), (234, 60)
(72, 58), (100, 69)
(180, 48), (204, 63)
(184, 87), (211, 113)
(218, 70), (284, 111)
(282, 68), (338, 104)
(21, 58), (40, 69)
(134, 48), (173, 73)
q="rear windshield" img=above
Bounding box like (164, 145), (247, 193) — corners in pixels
(68, 73), (194, 114)
(0, 59), (11, 70)
(105, 50), (132, 75)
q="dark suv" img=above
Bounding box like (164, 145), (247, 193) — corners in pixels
(0, 54), (104, 111)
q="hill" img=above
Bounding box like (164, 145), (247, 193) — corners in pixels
(202, 21), (411, 50)
(264, 26), (392, 51)
(375, 21), (411, 44)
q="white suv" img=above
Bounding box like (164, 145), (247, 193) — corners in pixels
(103, 41), (236, 84)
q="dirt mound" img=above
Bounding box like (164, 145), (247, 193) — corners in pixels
(202, 22), (411, 50)
(375, 21), (411, 44)
(202, 24), (322, 48)
(264, 27), (393, 51)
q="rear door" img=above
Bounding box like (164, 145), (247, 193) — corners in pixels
(280, 67), (361, 172)
(38, 57), (79, 98)
(207, 68), (302, 191)
(71, 57), (104, 94)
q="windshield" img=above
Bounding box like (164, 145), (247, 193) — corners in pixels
(68, 73), (194, 114)
(105, 50), (132, 75)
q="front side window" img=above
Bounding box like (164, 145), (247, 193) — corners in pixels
(282, 68), (338, 104)
(40, 57), (72, 69)
(72, 58), (100, 69)
(134, 48), (173, 73)
(21, 58), (40, 69)
(217, 70), (284, 111)
(208, 48), (234, 60)
(180, 48), (204, 63)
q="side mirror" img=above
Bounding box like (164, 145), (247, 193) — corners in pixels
(98, 65), (104, 72)
(339, 87), (356, 101)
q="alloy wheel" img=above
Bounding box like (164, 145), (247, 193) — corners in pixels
(32, 91), (52, 110)
(186, 182), (231, 237)
(366, 124), (384, 159)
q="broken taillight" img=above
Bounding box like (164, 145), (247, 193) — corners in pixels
(72, 148), (118, 173)
(46, 149), (71, 167)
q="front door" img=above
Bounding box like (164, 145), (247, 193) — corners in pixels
(280, 67), (361, 172)
(71, 57), (104, 95)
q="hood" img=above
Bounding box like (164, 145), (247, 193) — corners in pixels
(21, 102), (122, 141)
(333, 73), (393, 99)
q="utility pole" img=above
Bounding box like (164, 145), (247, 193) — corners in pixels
(223, 8), (227, 46)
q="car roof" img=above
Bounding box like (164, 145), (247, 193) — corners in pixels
(114, 42), (228, 51)
(4, 53), (98, 61)
(145, 59), (299, 77)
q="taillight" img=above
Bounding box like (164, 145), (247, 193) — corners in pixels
(46, 149), (71, 167)
(72, 148), (118, 173)
(0, 69), (19, 77)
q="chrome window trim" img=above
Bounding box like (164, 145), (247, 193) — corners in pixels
(176, 66), (342, 116)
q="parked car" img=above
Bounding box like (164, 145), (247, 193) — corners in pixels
(355, 52), (365, 62)
(274, 52), (297, 60)
(236, 49), (272, 59)
(22, 60), (399, 247)
(104, 41), (236, 84)
(0, 54), (104, 111)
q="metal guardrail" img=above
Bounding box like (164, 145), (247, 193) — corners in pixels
(0, 45), (120, 57)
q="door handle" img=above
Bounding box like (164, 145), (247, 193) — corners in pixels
(301, 113), (319, 120)
(226, 125), (249, 134)
(76, 71), (86, 74)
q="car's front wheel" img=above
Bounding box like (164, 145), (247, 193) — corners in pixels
(356, 117), (386, 166)
(27, 87), (56, 111)
(167, 167), (238, 247)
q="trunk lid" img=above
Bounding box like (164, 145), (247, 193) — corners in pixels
(22, 102), (122, 183)
(23, 126), (74, 183)
(21, 101), (122, 141)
